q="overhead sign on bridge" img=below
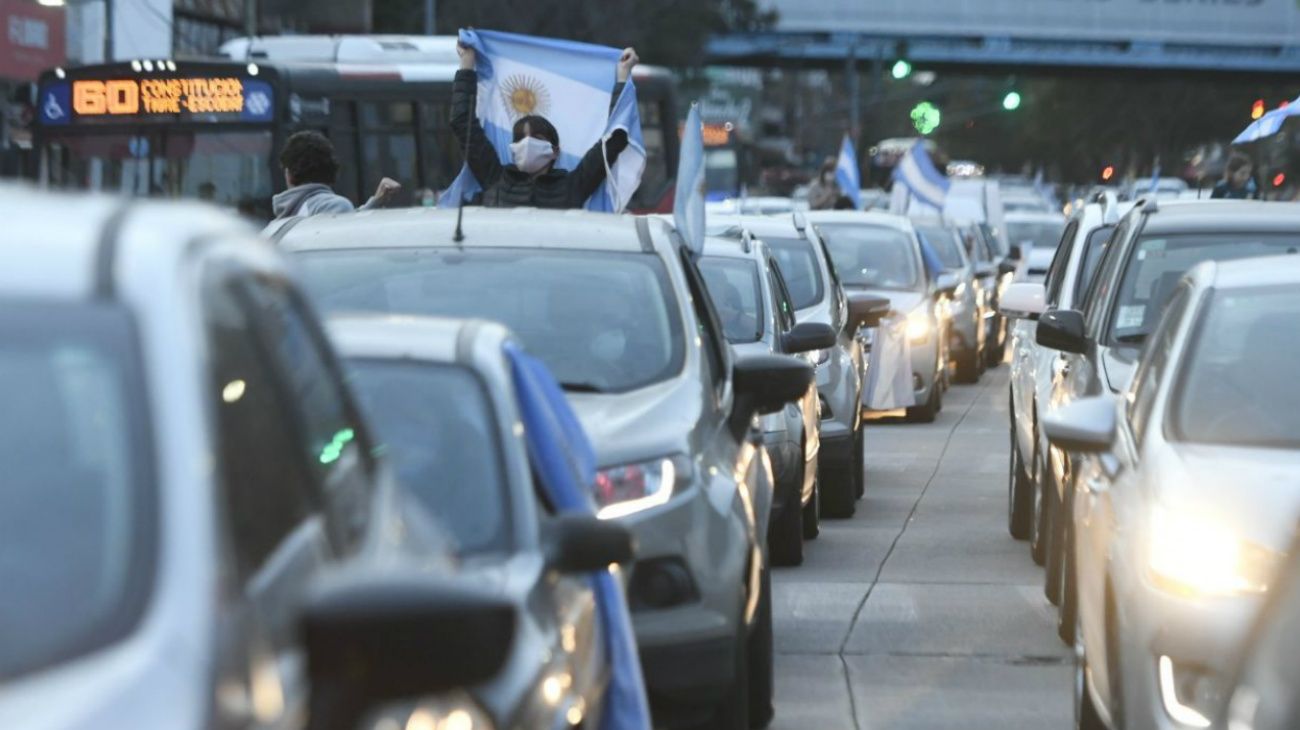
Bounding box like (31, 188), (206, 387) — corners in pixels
(709, 0), (1300, 72)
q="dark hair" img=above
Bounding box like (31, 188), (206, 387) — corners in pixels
(820, 156), (837, 175)
(512, 115), (560, 151)
(833, 195), (856, 210)
(1226, 154), (1252, 175)
(279, 130), (339, 185)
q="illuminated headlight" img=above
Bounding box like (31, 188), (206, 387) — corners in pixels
(594, 455), (691, 519)
(807, 348), (832, 366)
(363, 691), (494, 730)
(906, 307), (932, 343)
(1147, 506), (1278, 596)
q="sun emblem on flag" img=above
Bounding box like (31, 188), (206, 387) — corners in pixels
(500, 74), (551, 119)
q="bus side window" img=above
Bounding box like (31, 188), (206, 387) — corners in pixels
(357, 101), (417, 207)
(329, 101), (362, 204)
(635, 99), (667, 208)
(419, 102), (464, 192)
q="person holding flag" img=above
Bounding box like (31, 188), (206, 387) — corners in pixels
(450, 32), (641, 209)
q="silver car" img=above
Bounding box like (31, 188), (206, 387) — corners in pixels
(0, 187), (507, 730)
(330, 314), (637, 730)
(698, 233), (837, 566)
(281, 207), (813, 730)
(1043, 255), (1300, 730)
(913, 217), (986, 383)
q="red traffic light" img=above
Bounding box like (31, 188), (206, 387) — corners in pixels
(1101, 165), (1115, 181)
(1252, 99), (1266, 120)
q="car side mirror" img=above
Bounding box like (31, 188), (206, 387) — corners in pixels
(730, 354), (815, 435)
(1042, 395), (1117, 453)
(782, 321), (837, 354)
(934, 272), (960, 298)
(300, 570), (516, 730)
(544, 514), (635, 573)
(999, 282), (1046, 320)
(846, 293), (891, 330)
(1036, 309), (1088, 354)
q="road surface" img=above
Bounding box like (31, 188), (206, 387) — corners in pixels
(770, 368), (1072, 729)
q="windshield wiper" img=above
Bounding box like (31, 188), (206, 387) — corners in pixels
(559, 381), (607, 394)
(1113, 332), (1148, 345)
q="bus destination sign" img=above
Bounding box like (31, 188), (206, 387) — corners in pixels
(38, 75), (274, 126)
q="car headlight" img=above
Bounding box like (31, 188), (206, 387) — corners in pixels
(363, 691), (494, 730)
(806, 347), (832, 366)
(906, 307), (932, 343)
(594, 455), (691, 519)
(1147, 506), (1278, 596)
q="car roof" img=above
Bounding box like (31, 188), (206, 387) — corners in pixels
(327, 313), (511, 366)
(1200, 254), (1300, 290)
(1004, 210), (1065, 223)
(707, 213), (803, 240)
(1137, 200), (1300, 234)
(805, 210), (915, 231)
(276, 206), (666, 255)
(700, 235), (763, 261)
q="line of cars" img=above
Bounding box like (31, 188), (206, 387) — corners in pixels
(1000, 193), (1300, 730)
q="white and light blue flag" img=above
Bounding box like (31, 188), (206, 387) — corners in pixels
(1148, 162), (1162, 194)
(439, 29), (645, 211)
(1234, 94), (1300, 144)
(674, 103), (706, 255)
(893, 140), (951, 210)
(836, 134), (862, 209)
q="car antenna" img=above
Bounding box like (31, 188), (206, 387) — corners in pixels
(452, 43), (474, 245)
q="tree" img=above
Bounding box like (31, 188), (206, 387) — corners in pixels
(373, 0), (776, 68)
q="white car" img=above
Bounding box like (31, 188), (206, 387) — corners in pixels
(1042, 255), (1300, 730)
(1003, 209), (1067, 282)
(1001, 193), (1131, 597)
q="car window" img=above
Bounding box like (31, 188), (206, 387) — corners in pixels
(762, 235), (825, 310)
(700, 257), (764, 344)
(769, 259), (797, 332)
(1107, 232), (1300, 347)
(346, 360), (512, 555)
(678, 247), (730, 395)
(1073, 224), (1116, 306)
(205, 275), (319, 580)
(1083, 217), (1132, 337)
(1006, 218), (1067, 257)
(1172, 285), (1300, 449)
(914, 224), (966, 270)
(239, 277), (375, 554)
(1126, 283), (1192, 445)
(818, 223), (923, 290)
(0, 304), (153, 680)
(1044, 220), (1080, 306)
(296, 248), (686, 394)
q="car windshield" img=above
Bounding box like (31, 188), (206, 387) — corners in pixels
(0, 305), (151, 679)
(1173, 286), (1300, 449)
(914, 224), (966, 269)
(762, 236), (825, 310)
(296, 248), (685, 393)
(1006, 219), (1066, 255)
(346, 360), (511, 555)
(1075, 225), (1116, 297)
(818, 223), (922, 290)
(1108, 233), (1300, 345)
(700, 257), (764, 344)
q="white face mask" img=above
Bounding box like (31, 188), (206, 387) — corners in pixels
(510, 137), (556, 174)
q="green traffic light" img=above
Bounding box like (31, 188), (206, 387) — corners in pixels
(1002, 91), (1022, 111)
(891, 59), (912, 80)
(911, 101), (940, 135)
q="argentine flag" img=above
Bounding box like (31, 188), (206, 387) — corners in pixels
(1233, 93), (1300, 144)
(893, 141), (950, 211)
(440, 29), (645, 212)
(674, 103), (706, 255)
(836, 134), (862, 209)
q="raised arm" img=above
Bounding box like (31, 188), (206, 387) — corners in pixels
(569, 48), (640, 202)
(450, 45), (503, 187)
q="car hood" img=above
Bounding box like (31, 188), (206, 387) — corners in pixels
(1099, 346), (1138, 394)
(1151, 444), (1300, 554)
(568, 375), (701, 467)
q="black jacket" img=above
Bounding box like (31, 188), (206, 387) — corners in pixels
(450, 69), (629, 209)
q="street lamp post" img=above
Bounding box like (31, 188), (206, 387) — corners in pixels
(424, 0), (435, 35)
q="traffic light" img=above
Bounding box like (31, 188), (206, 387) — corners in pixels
(1273, 172), (1286, 187)
(1002, 91), (1022, 111)
(911, 101), (940, 135)
(891, 59), (912, 80)
(1101, 165), (1115, 182)
(1252, 99), (1266, 120)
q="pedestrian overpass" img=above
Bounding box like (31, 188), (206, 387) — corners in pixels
(709, 0), (1300, 74)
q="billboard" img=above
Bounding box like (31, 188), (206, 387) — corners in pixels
(765, 0), (1300, 47)
(0, 0), (64, 81)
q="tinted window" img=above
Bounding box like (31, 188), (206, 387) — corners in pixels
(819, 223), (922, 290)
(763, 236), (825, 309)
(1173, 286), (1300, 449)
(1108, 232), (1300, 346)
(1044, 221), (1080, 306)
(700, 257), (764, 344)
(0, 305), (152, 679)
(1127, 284), (1191, 445)
(346, 361), (511, 555)
(1074, 225), (1116, 302)
(914, 224), (966, 269)
(678, 248), (729, 392)
(297, 248), (685, 394)
(205, 278), (317, 579)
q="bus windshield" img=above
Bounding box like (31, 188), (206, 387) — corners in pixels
(42, 130), (274, 219)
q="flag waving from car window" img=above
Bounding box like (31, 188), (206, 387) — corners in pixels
(674, 103), (706, 255)
(439, 29), (646, 212)
(836, 134), (862, 209)
(892, 140), (951, 211)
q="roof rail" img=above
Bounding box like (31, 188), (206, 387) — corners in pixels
(1099, 190), (1120, 225)
(741, 228), (754, 254)
(792, 211), (807, 233)
(1141, 197), (1159, 214)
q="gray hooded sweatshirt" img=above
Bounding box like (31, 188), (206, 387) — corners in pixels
(270, 183), (378, 220)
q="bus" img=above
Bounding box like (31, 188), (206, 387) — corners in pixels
(32, 35), (679, 219)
